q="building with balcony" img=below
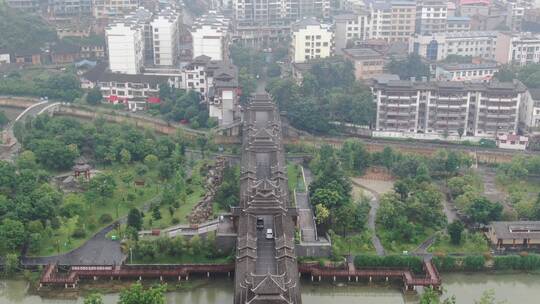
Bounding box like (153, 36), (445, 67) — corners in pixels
(415, 0), (448, 34)
(366, 0), (417, 43)
(150, 8), (180, 66)
(495, 32), (540, 66)
(334, 12), (370, 55)
(372, 79), (526, 139)
(290, 17), (333, 63)
(519, 88), (540, 134)
(191, 11), (230, 61)
(92, 0), (139, 19)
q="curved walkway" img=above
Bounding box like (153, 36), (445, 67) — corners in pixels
(350, 178), (391, 256)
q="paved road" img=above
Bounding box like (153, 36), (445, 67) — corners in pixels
(351, 180), (386, 256)
(296, 167), (317, 242)
(22, 224), (124, 266)
(255, 215), (276, 274)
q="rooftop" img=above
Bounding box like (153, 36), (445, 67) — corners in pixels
(438, 61), (499, 70)
(491, 221), (540, 239)
(343, 48), (383, 59)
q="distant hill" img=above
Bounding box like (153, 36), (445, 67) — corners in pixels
(0, 6), (57, 53)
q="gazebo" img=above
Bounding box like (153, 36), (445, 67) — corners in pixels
(73, 157), (91, 180)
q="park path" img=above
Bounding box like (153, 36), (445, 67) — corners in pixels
(351, 178), (394, 256)
(296, 166), (318, 242)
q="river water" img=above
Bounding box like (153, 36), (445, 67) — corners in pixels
(1, 273), (539, 304)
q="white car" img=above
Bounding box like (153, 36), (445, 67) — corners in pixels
(265, 228), (273, 240)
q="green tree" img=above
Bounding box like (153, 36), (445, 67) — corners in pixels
(118, 282), (166, 304)
(314, 204), (330, 225)
(120, 149), (132, 164)
(448, 221), (464, 245)
(0, 219), (26, 253)
(144, 154), (159, 169)
(84, 293), (104, 304)
(0, 111), (8, 128)
(3, 253), (19, 275)
(86, 87), (103, 105)
(420, 287), (456, 304)
(127, 208), (143, 231)
(87, 173), (116, 204)
(465, 197), (503, 225)
(387, 54), (430, 81)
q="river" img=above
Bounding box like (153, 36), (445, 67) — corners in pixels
(1, 273), (540, 303)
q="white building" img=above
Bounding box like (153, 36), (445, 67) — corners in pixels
(435, 61), (499, 82)
(0, 51), (11, 65)
(92, 0), (139, 19)
(520, 89), (540, 133)
(290, 18), (333, 63)
(497, 134), (528, 150)
(372, 79), (526, 139)
(191, 12), (230, 61)
(410, 31), (498, 61)
(495, 32), (540, 66)
(106, 22), (145, 74)
(415, 0), (448, 34)
(333, 12), (369, 55)
(232, 0), (331, 26)
(150, 9), (180, 66)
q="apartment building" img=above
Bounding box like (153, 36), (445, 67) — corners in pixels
(446, 16), (471, 32)
(191, 12), (230, 61)
(334, 12), (370, 55)
(372, 79), (526, 138)
(290, 18), (333, 63)
(410, 31), (498, 61)
(150, 8), (180, 66)
(520, 89), (540, 133)
(495, 32), (540, 66)
(435, 61), (499, 82)
(415, 0), (448, 34)
(92, 0), (139, 19)
(232, 0), (330, 26)
(342, 48), (384, 80)
(366, 0), (417, 43)
(48, 0), (92, 17)
(5, 0), (41, 12)
(106, 18), (146, 74)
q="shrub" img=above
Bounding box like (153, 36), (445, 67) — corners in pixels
(72, 227), (86, 238)
(463, 255), (485, 271)
(354, 254), (424, 274)
(99, 213), (113, 224)
(432, 255), (459, 272)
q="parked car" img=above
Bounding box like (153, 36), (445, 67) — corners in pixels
(266, 228), (273, 240)
(257, 217), (264, 230)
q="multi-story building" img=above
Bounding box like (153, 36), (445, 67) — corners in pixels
(520, 88), (540, 133)
(106, 19), (145, 74)
(446, 16), (471, 32)
(232, 0), (330, 26)
(92, 0), (139, 19)
(150, 8), (180, 66)
(495, 32), (540, 66)
(191, 12), (230, 61)
(410, 31), (498, 61)
(342, 48), (385, 80)
(415, 0), (448, 34)
(505, 1), (525, 31)
(6, 0), (41, 12)
(435, 61), (499, 82)
(372, 79), (526, 138)
(366, 0), (417, 43)
(290, 18), (333, 63)
(333, 12), (370, 55)
(0, 51), (11, 65)
(48, 0), (92, 17)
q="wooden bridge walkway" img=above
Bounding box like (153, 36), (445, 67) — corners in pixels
(298, 260), (441, 290)
(39, 263), (235, 288)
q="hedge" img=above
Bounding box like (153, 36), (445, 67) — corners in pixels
(493, 254), (540, 271)
(433, 254), (540, 272)
(354, 254), (424, 274)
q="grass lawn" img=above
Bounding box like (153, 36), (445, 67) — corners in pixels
(33, 164), (162, 256)
(429, 231), (490, 255)
(131, 254), (233, 265)
(377, 226), (435, 254)
(497, 177), (540, 219)
(330, 231), (376, 256)
(142, 160), (208, 229)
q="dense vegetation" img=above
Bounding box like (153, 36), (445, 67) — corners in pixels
(267, 58), (375, 134)
(386, 54), (430, 81)
(85, 282), (166, 304)
(1, 116), (202, 257)
(354, 254), (424, 274)
(214, 165), (240, 210)
(494, 64), (540, 88)
(434, 253), (540, 272)
(309, 144), (371, 236)
(0, 71), (83, 102)
(157, 85), (216, 128)
(0, 6), (56, 52)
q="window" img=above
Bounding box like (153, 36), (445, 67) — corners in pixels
(188, 74), (193, 79)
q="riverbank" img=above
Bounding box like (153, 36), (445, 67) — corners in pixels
(3, 271), (540, 304)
